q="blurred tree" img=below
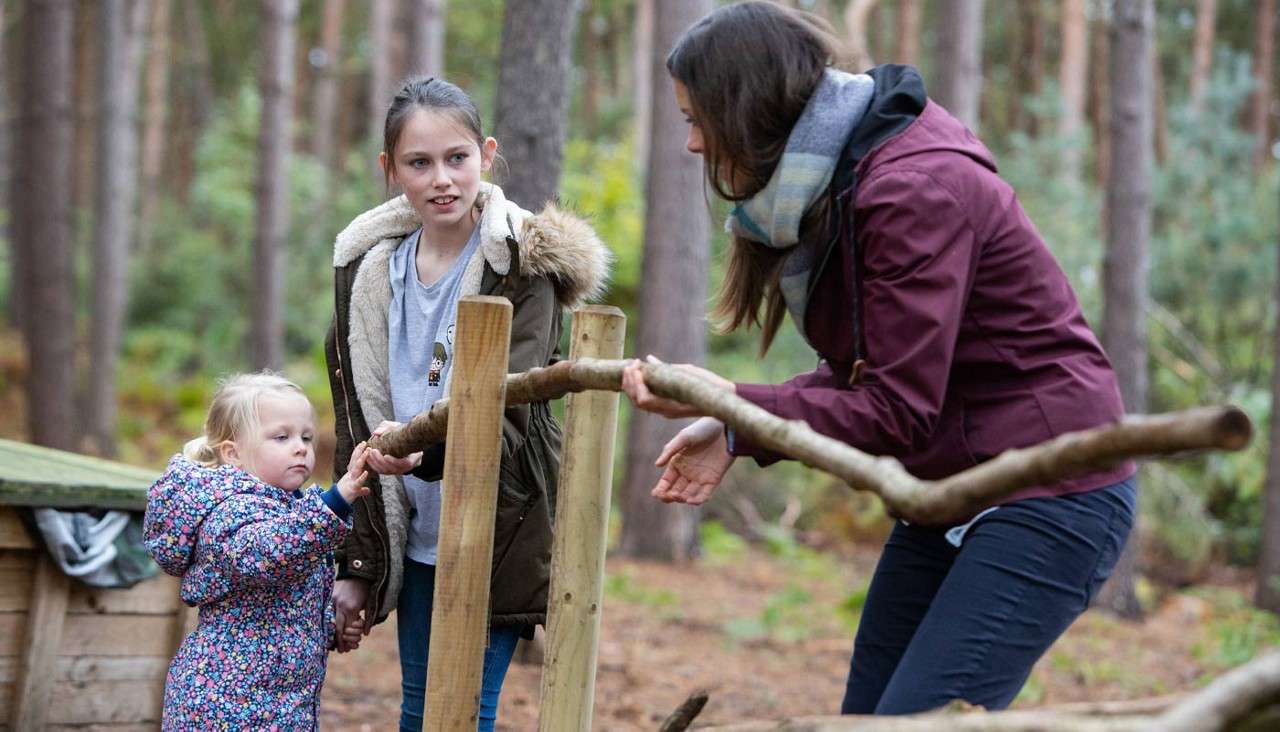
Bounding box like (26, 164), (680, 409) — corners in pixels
(894, 0), (921, 66)
(617, 0), (712, 562)
(1189, 0), (1217, 116)
(1250, 0), (1275, 171)
(1261, 185), (1280, 614)
(1009, 0), (1045, 137)
(844, 0), (878, 72)
(1096, 0), (1154, 621)
(250, 0), (299, 370)
(1089, 10), (1112, 200)
(931, 0), (984, 131)
(1059, 0), (1088, 180)
(310, 0), (347, 169)
(494, 0), (581, 210)
(87, 0), (149, 457)
(367, 0), (393, 156)
(12, 0), (76, 450)
(406, 0), (446, 78)
(138, 0), (171, 247)
(632, 0), (653, 168)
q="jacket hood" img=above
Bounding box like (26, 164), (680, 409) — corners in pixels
(855, 64), (998, 178)
(143, 454), (283, 576)
(332, 182), (612, 307)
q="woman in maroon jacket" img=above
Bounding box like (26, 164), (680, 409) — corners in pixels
(622, 1), (1136, 715)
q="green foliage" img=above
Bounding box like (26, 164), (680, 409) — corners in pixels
(722, 585), (819, 645)
(699, 519), (750, 565)
(603, 569), (683, 619)
(1189, 586), (1280, 672)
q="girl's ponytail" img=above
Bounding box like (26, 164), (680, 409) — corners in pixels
(183, 436), (220, 467)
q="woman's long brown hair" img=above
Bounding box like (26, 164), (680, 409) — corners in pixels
(666, 1), (847, 355)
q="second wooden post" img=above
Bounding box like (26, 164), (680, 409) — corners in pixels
(538, 305), (627, 731)
(424, 295), (513, 731)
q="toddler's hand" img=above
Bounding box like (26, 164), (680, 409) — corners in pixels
(337, 442), (371, 504)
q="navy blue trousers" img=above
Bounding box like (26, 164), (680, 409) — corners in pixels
(841, 478), (1136, 715)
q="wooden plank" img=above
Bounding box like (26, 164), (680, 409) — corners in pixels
(0, 507), (35, 549)
(538, 306), (626, 732)
(59, 614), (177, 657)
(67, 574), (180, 615)
(0, 553), (33, 612)
(0, 655), (171, 684)
(0, 438), (157, 511)
(10, 553), (71, 730)
(424, 296), (512, 732)
(47, 679), (163, 725)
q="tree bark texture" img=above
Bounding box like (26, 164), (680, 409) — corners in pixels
(631, 0), (654, 169)
(931, 0), (984, 132)
(368, 359), (1251, 530)
(13, 0), (77, 450)
(1010, 0), (1045, 137)
(1250, 0), (1275, 171)
(310, 0), (347, 168)
(844, 0), (878, 72)
(138, 0), (171, 246)
(406, 0), (445, 78)
(1188, 0), (1217, 116)
(1089, 14), (1112, 196)
(894, 0), (921, 66)
(1259, 158), (1280, 612)
(1059, 0), (1089, 180)
(250, 0), (299, 370)
(616, 0), (714, 562)
(367, 0), (393, 153)
(87, 0), (149, 457)
(1096, 0), (1155, 621)
(493, 0), (581, 211)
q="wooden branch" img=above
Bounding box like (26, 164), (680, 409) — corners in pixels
(659, 689), (710, 732)
(696, 710), (1148, 731)
(1156, 651), (1280, 732)
(368, 359), (1252, 526)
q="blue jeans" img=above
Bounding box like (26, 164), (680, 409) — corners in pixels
(841, 478), (1136, 714)
(397, 557), (523, 732)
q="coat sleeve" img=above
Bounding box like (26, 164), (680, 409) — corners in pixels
(728, 169), (979, 463)
(197, 493), (350, 590)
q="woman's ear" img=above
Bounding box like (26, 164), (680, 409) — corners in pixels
(480, 137), (497, 173)
(379, 151), (395, 185)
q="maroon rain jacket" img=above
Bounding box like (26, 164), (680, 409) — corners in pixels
(731, 66), (1134, 506)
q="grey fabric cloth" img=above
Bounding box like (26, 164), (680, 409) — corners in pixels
(33, 507), (158, 587)
(388, 224), (481, 565)
(726, 69), (875, 345)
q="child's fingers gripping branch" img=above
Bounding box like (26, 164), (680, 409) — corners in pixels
(337, 441), (372, 503)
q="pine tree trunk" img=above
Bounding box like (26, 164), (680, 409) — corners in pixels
(250, 0), (299, 371)
(931, 0), (984, 132)
(138, 0), (171, 246)
(632, 0), (654, 170)
(1251, 0), (1275, 171)
(1088, 15), (1112, 199)
(1188, 0), (1217, 116)
(86, 0), (148, 457)
(1059, 0), (1088, 180)
(180, 0), (215, 141)
(71, 9), (97, 222)
(1095, 0), (1154, 621)
(311, 0), (346, 168)
(13, 0), (77, 450)
(493, 0), (581, 211)
(894, 0), (921, 66)
(406, 0), (445, 78)
(844, 0), (878, 72)
(582, 1), (601, 138)
(368, 0), (393, 156)
(1009, 0), (1045, 136)
(617, 0), (713, 562)
(1260, 188), (1280, 613)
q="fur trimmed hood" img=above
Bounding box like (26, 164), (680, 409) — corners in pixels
(332, 182), (611, 307)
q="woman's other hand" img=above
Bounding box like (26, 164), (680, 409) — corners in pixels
(651, 416), (735, 505)
(332, 578), (371, 653)
(621, 355), (733, 419)
(365, 421), (424, 475)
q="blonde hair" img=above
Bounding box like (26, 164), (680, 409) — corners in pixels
(183, 371), (311, 468)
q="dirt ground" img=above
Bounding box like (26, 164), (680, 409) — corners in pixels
(319, 546), (1267, 731)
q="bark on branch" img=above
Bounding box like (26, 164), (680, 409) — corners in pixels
(368, 359), (1252, 526)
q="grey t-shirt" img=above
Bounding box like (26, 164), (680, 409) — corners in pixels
(388, 225), (481, 565)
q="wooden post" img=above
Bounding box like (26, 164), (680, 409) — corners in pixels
(423, 296), (513, 731)
(11, 553), (70, 730)
(538, 305), (626, 732)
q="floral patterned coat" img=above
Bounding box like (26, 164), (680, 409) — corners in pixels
(143, 455), (350, 731)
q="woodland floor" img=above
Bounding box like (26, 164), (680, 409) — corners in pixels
(319, 544), (1270, 731)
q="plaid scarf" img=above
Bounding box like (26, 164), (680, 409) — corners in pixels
(727, 69), (875, 343)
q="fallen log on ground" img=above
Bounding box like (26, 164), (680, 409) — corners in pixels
(368, 358), (1252, 526)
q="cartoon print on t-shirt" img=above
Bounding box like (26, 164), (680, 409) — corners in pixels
(428, 341), (448, 387)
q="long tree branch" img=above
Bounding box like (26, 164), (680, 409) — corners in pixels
(368, 359), (1252, 526)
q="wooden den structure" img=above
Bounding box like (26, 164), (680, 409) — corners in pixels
(0, 439), (187, 731)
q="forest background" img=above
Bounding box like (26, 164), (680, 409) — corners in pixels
(2, 1), (1279, 727)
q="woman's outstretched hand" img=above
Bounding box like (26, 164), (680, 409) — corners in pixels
(651, 416), (735, 505)
(620, 355), (735, 419)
